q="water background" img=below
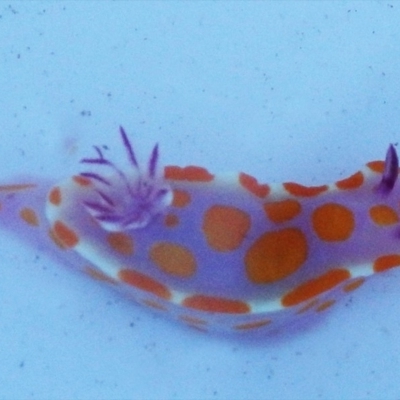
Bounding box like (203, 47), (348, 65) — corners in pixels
(1, 2), (400, 399)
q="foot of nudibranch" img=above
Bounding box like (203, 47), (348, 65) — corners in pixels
(377, 144), (399, 195)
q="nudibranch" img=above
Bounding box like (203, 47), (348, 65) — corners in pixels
(1, 128), (400, 334)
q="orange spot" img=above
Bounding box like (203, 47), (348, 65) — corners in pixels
(164, 214), (179, 227)
(335, 171), (364, 190)
(367, 160), (385, 173)
(373, 254), (400, 272)
(118, 268), (171, 300)
(48, 228), (67, 249)
(0, 183), (36, 192)
(263, 199), (301, 223)
(73, 175), (92, 186)
(48, 187), (61, 206)
(179, 315), (208, 326)
(19, 207), (39, 226)
(283, 182), (328, 197)
(234, 319), (272, 330)
(164, 165), (214, 182)
(84, 266), (117, 284)
(343, 277), (365, 292)
(141, 299), (168, 311)
(164, 166), (183, 180)
(150, 242), (196, 278)
(315, 299), (336, 312)
(369, 205), (399, 226)
(312, 203), (355, 242)
(366, 160), (400, 175)
(171, 189), (191, 207)
(189, 325), (209, 333)
(52, 220), (79, 248)
(107, 232), (134, 256)
(202, 205), (251, 252)
(281, 268), (351, 307)
(239, 172), (270, 198)
(245, 228), (308, 284)
(297, 299), (319, 314)
(183, 295), (250, 314)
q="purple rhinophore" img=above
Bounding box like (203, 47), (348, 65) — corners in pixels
(377, 144), (399, 195)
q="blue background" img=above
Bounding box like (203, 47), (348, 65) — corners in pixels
(1, 2), (400, 399)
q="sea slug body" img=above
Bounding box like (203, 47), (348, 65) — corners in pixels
(1, 128), (399, 334)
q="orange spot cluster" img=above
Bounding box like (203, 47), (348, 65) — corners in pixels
(263, 199), (301, 223)
(281, 268), (351, 307)
(202, 205), (251, 252)
(52, 220), (79, 248)
(312, 203), (355, 242)
(239, 172), (270, 198)
(296, 285), (364, 314)
(245, 228), (308, 284)
(369, 205), (399, 226)
(19, 207), (39, 226)
(107, 232), (134, 256)
(150, 242), (196, 278)
(373, 254), (400, 272)
(335, 171), (364, 190)
(42, 151), (400, 332)
(118, 268), (171, 300)
(182, 294), (250, 314)
(164, 165), (214, 182)
(283, 182), (328, 197)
